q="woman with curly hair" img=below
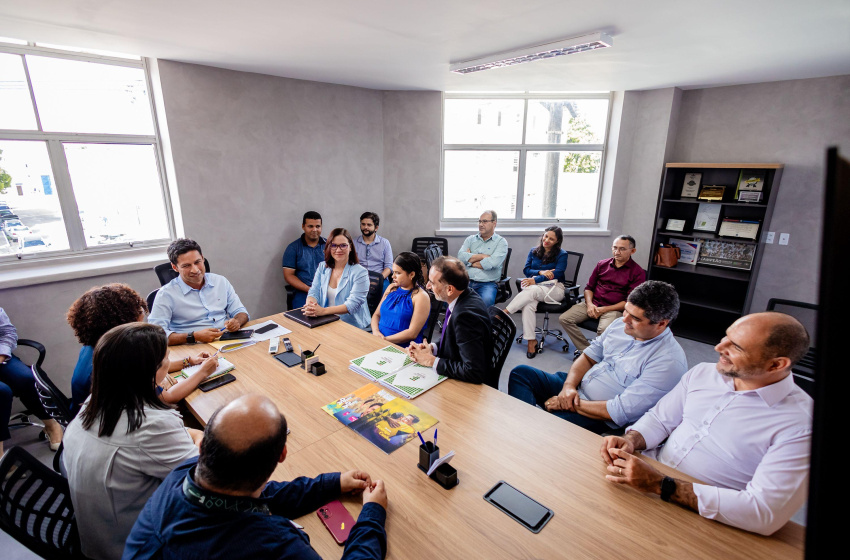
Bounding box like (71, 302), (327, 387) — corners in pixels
(67, 284), (218, 414)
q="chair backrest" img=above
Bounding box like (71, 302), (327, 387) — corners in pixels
(31, 365), (73, 428)
(423, 291), (446, 343)
(423, 243), (444, 269)
(0, 446), (82, 559)
(766, 298), (818, 396)
(563, 250), (584, 289)
(488, 306), (517, 389)
(500, 247), (512, 282)
(366, 271), (385, 317)
(154, 258), (211, 286)
(411, 237), (449, 262)
(494, 247), (513, 304)
(146, 288), (159, 313)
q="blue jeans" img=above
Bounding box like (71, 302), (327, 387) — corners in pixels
(507, 364), (612, 435)
(1, 355), (49, 441)
(468, 280), (497, 308)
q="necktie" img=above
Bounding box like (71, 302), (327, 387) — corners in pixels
(439, 306), (452, 350)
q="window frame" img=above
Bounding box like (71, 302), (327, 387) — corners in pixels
(0, 40), (177, 265)
(440, 91), (613, 229)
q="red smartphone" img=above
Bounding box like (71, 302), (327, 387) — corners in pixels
(316, 500), (355, 545)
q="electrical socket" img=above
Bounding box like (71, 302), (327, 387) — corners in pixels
(779, 233), (790, 245)
(765, 232), (775, 244)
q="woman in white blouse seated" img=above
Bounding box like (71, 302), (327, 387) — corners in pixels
(63, 323), (203, 560)
(305, 227), (371, 329)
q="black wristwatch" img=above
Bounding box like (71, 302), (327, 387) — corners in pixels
(660, 476), (676, 502)
(186, 332), (196, 344)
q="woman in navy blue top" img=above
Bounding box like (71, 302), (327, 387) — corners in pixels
(504, 226), (569, 358)
(371, 252), (430, 347)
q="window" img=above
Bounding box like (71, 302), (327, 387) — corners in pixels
(0, 39), (173, 260)
(442, 93), (610, 224)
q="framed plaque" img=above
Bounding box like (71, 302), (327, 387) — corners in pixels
(698, 185), (725, 201)
(681, 173), (701, 198)
(698, 240), (755, 271)
(694, 203), (722, 232)
(737, 170), (765, 192)
(718, 218), (760, 240)
(665, 218), (686, 232)
(738, 191), (763, 203)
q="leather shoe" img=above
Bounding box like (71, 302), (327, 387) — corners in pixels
(526, 339), (539, 359)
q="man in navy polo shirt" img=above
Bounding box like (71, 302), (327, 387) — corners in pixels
(559, 235), (646, 357)
(283, 211), (326, 309)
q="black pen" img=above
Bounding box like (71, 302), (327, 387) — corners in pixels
(312, 343), (321, 354)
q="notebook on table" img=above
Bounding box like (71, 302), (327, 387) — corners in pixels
(283, 308), (340, 328)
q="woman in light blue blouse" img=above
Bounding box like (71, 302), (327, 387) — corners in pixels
(504, 226), (569, 358)
(305, 228), (371, 329)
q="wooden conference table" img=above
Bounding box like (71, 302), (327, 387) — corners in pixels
(169, 312), (804, 560)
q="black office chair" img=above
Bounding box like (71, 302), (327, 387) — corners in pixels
(6, 339), (48, 433)
(146, 288), (159, 313)
(488, 306), (517, 390)
(513, 251), (584, 354)
(494, 247), (513, 305)
(154, 258), (210, 286)
(411, 237), (448, 265)
(285, 285), (297, 310)
(766, 298), (818, 396)
(366, 271), (385, 318)
(423, 292), (446, 343)
(0, 446), (83, 559)
(31, 364), (74, 473)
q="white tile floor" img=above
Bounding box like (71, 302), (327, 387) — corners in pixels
(0, 315), (804, 557)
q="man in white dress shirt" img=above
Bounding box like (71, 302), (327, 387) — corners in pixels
(599, 312), (812, 535)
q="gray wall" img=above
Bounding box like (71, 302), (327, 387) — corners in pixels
(672, 75), (850, 311)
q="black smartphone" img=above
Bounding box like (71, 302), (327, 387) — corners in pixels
(220, 330), (252, 341)
(483, 481), (553, 533)
(199, 373), (236, 392)
(253, 323), (277, 335)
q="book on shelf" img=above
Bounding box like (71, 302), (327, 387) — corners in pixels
(349, 345), (447, 399)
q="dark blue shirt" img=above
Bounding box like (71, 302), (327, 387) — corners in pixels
(522, 248), (569, 284)
(123, 457), (387, 560)
(71, 345), (94, 416)
(282, 234), (327, 288)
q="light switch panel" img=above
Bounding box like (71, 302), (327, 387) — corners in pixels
(765, 232), (775, 244)
(779, 233), (790, 245)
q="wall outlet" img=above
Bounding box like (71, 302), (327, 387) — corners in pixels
(779, 233), (790, 245)
(765, 232), (775, 244)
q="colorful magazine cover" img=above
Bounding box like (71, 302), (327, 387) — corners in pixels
(322, 383), (397, 426)
(347, 398), (438, 454)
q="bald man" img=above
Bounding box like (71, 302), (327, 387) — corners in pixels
(599, 312), (812, 535)
(124, 394), (388, 560)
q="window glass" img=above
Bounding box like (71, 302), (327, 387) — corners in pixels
(0, 140), (69, 254)
(443, 151), (519, 219)
(525, 99), (608, 144)
(523, 150), (602, 220)
(26, 55), (154, 135)
(444, 99), (524, 144)
(64, 143), (168, 246)
(0, 54), (38, 130)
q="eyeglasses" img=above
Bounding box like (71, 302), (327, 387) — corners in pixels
(478, 219), (495, 224)
(330, 243), (349, 250)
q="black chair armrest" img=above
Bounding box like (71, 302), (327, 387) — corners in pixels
(16, 339), (46, 370)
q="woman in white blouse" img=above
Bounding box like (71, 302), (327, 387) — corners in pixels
(63, 322), (202, 560)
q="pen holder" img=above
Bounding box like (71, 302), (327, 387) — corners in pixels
(310, 361), (326, 376)
(300, 350), (314, 369)
(418, 442), (439, 472)
(432, 463), (458, 489)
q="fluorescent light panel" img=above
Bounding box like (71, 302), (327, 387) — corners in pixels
(450, 32), (613, 74)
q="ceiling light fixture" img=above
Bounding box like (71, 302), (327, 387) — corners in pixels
(450, 32), (613, 74)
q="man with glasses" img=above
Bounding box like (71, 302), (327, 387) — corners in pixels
(457, 210), (508, 308)
(559, 235), (646, 358)
(149, 238), (249, 346)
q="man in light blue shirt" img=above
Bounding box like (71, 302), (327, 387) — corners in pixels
(457, 210), (508, 307)
(353, 211), (393, 290)
(149, 238), (249, 346)
(508, 281), (686, 434)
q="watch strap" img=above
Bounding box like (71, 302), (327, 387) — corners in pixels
(660, 476), (676, 502)
(187, 332), (195, 344)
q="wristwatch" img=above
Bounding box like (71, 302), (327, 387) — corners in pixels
(187, 332), (196, 344)
(660, 476), (676, 502)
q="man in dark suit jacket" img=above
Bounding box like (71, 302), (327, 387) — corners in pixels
(408, 256), (494, 385)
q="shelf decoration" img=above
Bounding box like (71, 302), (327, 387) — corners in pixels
(698, 240), (755, 271)
(697, 185), (726, 201)
(738, 190), (763, 203)
(736, 170), (765, 195)
(694, 203), (722, 232)
(718, 218), (760, 240)
(665, 218), (686, 232)
(670, 239), (702, 265)
(681, 173), (701, 198)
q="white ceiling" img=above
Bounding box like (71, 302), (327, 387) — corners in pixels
(2, 0), (849, 92)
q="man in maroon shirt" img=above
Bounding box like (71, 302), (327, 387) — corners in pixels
(559, 235), (646, 357)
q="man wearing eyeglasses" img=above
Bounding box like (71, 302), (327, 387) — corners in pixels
(457, 210), (508, 308)
(559, 235), (646, 358)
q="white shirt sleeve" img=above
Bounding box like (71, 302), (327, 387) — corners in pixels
(628, 368), (692, 449)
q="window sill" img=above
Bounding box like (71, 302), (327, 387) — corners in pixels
(436, 225), (611, 237)
(0, 245), (168, 289)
